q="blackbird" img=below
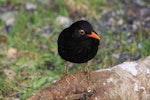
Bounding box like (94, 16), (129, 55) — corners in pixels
(58, 20), (100, 73)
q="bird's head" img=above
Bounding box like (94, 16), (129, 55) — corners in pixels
(70, 20), (100, 41)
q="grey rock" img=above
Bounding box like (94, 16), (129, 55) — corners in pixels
(0, 11), (17, 25)
(144, 20), (150, 28)
(41, 24), (51, 37)
(25, 2), (37, 11)
(56, 16), (72, 28)
(119, 53), (130, 62)
(137, 43), (142, 49)
(11, 98), (20, 100)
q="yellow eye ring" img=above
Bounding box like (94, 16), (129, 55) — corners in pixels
(79, 30), (85, 35)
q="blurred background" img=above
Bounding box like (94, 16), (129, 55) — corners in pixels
(0, 0), (150, 99)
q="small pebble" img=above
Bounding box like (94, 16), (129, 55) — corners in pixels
(41, 24), (51, 37)
(137, 43), (142, 49)
(44, 61), (55, 71)
(5, 25), (13, 33)
(56, 16), (72, 28)
(4, 69), (16, 80)
(132, 0), (144, 6)
(119, 53), (130, 62)
(140, 7), (150, 17)
(11, 98), (20, 100)
(67, 62), (74, 69)
(0, 12), (16, 25)
(144, 20), (150, 28)
(7, 47), (18, 59)
(117, 19), (123, 25)
(25, 2), (37, 11)
(1, 60), (16, 67)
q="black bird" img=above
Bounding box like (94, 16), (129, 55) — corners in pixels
(58, 20), (100, 73)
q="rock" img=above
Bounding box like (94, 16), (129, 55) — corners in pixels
(117, 18), (124, 25)
(1, 59), (16, 67)
(144, 20), (150, 28)
(25, 2), (37, 11)
(126, 32), (134, 44)
(5, 25), (13, 33)
(0, 11), (16, 25)
(132, 20), (141, 31)
(64, 0), (94, 18)
(4, 69), (16, 81)
(55, 16), (72, 28)
(28, 55), (150, 100)
(67, 62), (74, 69)
(41, 24), (51, 37)
(108, 17), (115, 26)
(119, 53), (130, 62)
(11, 98), (20, 100)
(132, 0), (144, 6)
(112, 53), (120, 59)
(140, 7), (150, 17)
(44, 61), (55, 71)
(7, 47), (18, 59)
(137, 42), (142, 49)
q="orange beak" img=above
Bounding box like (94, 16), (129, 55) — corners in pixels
(87, 32), (100, 40)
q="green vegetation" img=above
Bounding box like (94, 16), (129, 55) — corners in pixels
(0, 0), (149, 99)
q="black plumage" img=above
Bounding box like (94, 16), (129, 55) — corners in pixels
(58, 20), (100, 63)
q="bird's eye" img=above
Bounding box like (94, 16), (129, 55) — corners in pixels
(79, 30), (85, 35)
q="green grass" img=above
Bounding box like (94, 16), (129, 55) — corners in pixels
(76, 0), (107, 10)
(0, 0), (150, 99)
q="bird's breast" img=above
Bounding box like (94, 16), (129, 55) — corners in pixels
(58, 39), (98, 63)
